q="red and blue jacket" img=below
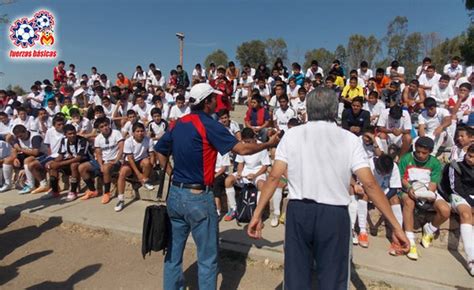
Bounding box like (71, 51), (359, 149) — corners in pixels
(154, 111), (238, 186)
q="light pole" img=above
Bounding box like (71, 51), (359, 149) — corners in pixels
(176, 32), (184, 67)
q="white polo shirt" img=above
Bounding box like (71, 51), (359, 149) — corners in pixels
(443, 64), (463, 79)
(123, 136), (152, 161)
(305, 67), (324, 80)
(418, 107), (450, 136)
(215, 152), (231, 174)
(418, 73), (441, 95)
(273, 107), (297, 131)
(235, 146), (271, 177)
(94, 129), (123, 162)
(430, 84), (454, 105)
(44, 128), (65, 158)
(357, 68), (374, 82)
(275, 121), (369, 206)
(386, 66), (405, 76)
(377, 108), (412, 131)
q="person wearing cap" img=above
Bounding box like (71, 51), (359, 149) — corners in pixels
(377, 105), (413, 157)
(154, 83), (280, 290)
(247, 87), (409, 290)
(398, 136), (450, 261)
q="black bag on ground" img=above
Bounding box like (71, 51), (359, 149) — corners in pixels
(236, 184), (258, 223)
(141, 205), (170, 257)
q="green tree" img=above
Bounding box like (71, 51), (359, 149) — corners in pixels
(401, 32), (424, 79)
(385, 16), (408, 61)
(346, 34), (381, 70)
(6, 84), (26, 96)
(430, 35), (465, 69)
(304, 48), (334, 72)
(460, 25), (474, 65)
(265, 38), (288, 66)
(236, 40), (267, 68)
(334, 44), (347, 70)
(204, 49), (229, 68)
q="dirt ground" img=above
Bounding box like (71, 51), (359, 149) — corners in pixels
(0, 213), (399, 290)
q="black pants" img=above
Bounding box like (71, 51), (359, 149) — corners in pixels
(284, 199), (351, 290)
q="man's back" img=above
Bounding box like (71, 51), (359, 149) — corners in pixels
(276, 121), (368, 206)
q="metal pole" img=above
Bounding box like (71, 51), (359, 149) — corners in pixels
(176, 32), (184, 67)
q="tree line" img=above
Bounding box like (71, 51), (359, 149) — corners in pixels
(205, 15), (474, 81)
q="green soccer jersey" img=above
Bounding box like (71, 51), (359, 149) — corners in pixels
(398, 153), (442, 185)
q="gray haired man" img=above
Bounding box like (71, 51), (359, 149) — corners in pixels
(248, 87), (410, 290)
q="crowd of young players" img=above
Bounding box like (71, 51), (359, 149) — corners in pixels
(0, 56), (473, 275)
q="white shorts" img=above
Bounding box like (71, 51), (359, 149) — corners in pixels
(232, 172), (266, 188)
(450, 194), (471, 213)
(387, 133), (403, 147)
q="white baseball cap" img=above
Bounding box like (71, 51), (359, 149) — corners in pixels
(190, 83), (222, 104)
(72, 88), (84, 98)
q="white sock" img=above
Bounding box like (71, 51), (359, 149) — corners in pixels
(406, 231), (415, 246)
(357, 200), (368, 233)
(0, 167), (3, 185)
(24, 165), (34, 187)
(225, 187), (236, 210)
(425, 222), (438, 235)
(118, 194), (124, 201)
(460, 224), (474, 261)
(272, 188), (283, 216)
(3, 164), (12, 186)
(348, 195), (358, 230)
(40, 179), (48, 187)
(391, 204), (403, 228)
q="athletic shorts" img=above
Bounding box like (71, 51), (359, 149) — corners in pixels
(16, 153), (28, 167)
(89, 159), (121, 176)
(450, 194), (471, 213)
(212, 173), (227, 197)
(232, 172), (266, 188)
(36, 155), (55, 168)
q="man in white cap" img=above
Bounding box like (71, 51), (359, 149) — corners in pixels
(154, 83), (280, 290)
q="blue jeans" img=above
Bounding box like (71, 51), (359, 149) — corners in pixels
(164, 185), (219, 290)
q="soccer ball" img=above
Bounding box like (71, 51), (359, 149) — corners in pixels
(16, 23), (37, 45)
(35, 15), (51, 31)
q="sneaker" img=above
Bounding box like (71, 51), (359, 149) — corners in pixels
(66, 192), (77, 202)
(0, 184), (13, 192)
(31, 185), (50, 194)
(279, 212), (286, 224)
(114, 200), (125, 212)
(421, 224), (434, 248)
(143, 182), (154, 191)
(407, 245), (418, 260)
(101, 192), (112, 204)
(19, 185), (33, 195)
(358, 232), (369, 248)
(468, 260), (474, 276)
(224, 209), (236, 222)
(388, 242), (403, 256)
(80, 190), (98, 200)
(41, 191), (59, 200)
(270, 215), (280, 227)
(352, 230), (359, 245)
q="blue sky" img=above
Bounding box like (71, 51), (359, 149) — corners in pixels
(0, 0), (471, 89)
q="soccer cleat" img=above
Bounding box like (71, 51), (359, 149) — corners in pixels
(114, 200), (125, 212)
(0, 184), (13, 192)
(101, 192), (112, 204)
(66, 192), (77, 202)
(407, 245), (418, 260)
(40, 191), (59, 200)
(270, 215), (279, 227)
(421, 224), (434, 248)
(358, 232), (369, 248)
(19, 185), (33, 195)
(352, 230), (359, 245)
(80, 190), (98, 200)
(143, 182), (154, 191)
(31, 185), (50, 194)
(224, 209), (236, 222)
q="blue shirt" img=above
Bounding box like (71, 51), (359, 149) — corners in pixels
(154, 111), (238, 185)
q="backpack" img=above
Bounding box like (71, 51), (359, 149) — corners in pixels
(236, 184), (258, 223)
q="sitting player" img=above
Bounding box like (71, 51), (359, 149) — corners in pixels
(78, 117), (124, 204)
(439, 144), (474, 276)
(45, 124), (91, 201)
(377, 105), (412, 158)
(223, 128), (271, 221)
(213, 151), (231, 218)
(450, 125), (474, 161)
(116, 123), (154, 212)
(398, 137), (451, 260)
(417, 97), (452, 156)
